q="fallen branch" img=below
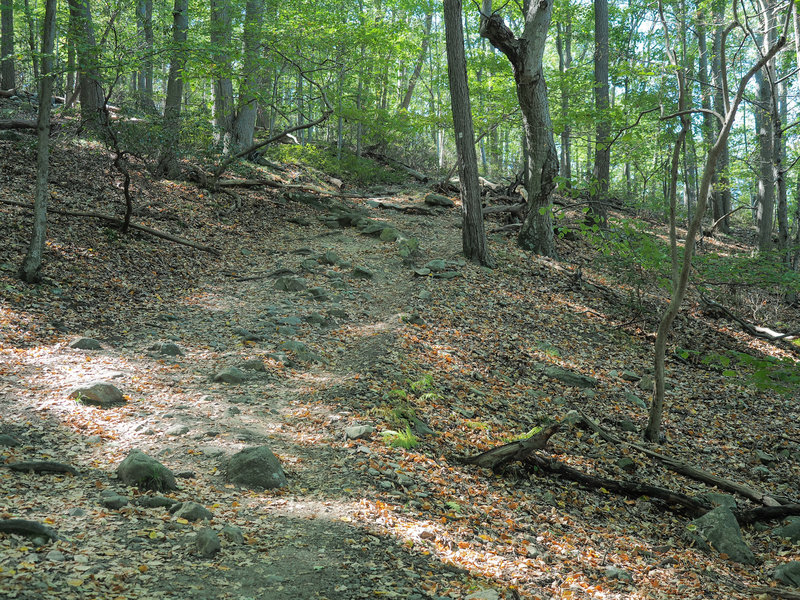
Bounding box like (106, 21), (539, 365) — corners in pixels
(452, 423), (561, 470)
(482, 203), (526, 216)
(697, 287), (799, 342)
(0, 519), (58, 542)
(5, 461), (78, 475)
(0, 199), (219, 255)
(0, 119), (37, 130)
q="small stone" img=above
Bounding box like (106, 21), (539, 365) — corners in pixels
(68, 507), (86, 516)
(433, 270), (460, 279)
(100, 492), (129, 509)
(69, 382), (126, 408)
(195, 528), (221, 557)
(213, 367), (245, 384)
(352, 266), (374, 279)
(756, 450), (777, 465)
(616, 457), (636, 473)
(775, 562), (800, 588)
(379, 227), (399, 242)
(221, 525), (244, 544)
(604, 567), (633, 582)
(69, 338), (102, 350)
(165, 424), (190, 436)
(638, 375), (654, 391)
(424, 259), (447, 272)
(345, 425), (375, 440)
(174, 501), (213, 522)
(400, 313), (426, 326)
(307, 287), (330, 301)
(620, 370), (640, 382)
(413, 268), (431, 277)
(775, 517), (800, 542)
(698, 492), (737, 509)
(620, 419), (638, 432)
(137, 496), (178, 509)
(544, 368), (598, 389)
(274, 276), (307, 292)
(156, 343), (183, 357)
(45, 550), (66, 562)
(0, 433), (21, 447)
(625, 393), (647, 409)
(319, 250), (341, 265)
(239, 359), (266, 372)
(117, 449), (177, 492)
(464, 590), (500, 600)
(424, 193), (455, 208)
(227, 446), (288, 490)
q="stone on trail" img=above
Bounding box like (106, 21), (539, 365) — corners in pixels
(69, 338), (102, 350)
(173, 501), (212, 522)
(625, 392), (647, 409)
(352, 266), (374, 279)
(195, 528), (221, 557)
(100, 491), (129, 509)
(543, 367), (598, 389)
(117, 450), (177, 492)
(774, 516), (800, 543)
(274, 276), (307, 292)
(424, 193), (455, 208)
(137, 496), (178, 509)
(221, 525), (244, 544)
(774, 562), (800, 587)
(424, 259), (447, 272)
(149, 342), (183, 357)
(213, 367), (245, 384)
(0, 434), (21, 447)
(239, 359), (266, 372)
(686, 506), (755, 565)
(227, 446), (288, 490)
(464, 590), (500, 600)
(307, 286), (330, 301)
(345, 425), (374, 440)
(69, 382), (126, 408)
(379, 227), (399, 242)
(165, 424), (190, 436)
(319, 250), (341, 265)
(280, 340), (324, 363)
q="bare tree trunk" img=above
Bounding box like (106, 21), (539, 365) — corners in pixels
(556, 22), (572, 186)
(155, 0), (188, 179)
(68, 0), (105, 128)
(480, 2), (558, 257)
(19, 0), (56, 283)
(135, 0), (155, 112)
(231, 0), (264, 153)
(1, 0), (13, 90)
(443, 0), (493, 267)
(710, 0), (730, 233)
(400, 10), (433, 111)
(22, 0), (37, 82)
(211, 0), (234, 153)
(754, 0), (776, 252)
(591, 0), (610, 225)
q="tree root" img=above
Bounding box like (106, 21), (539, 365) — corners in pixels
(5, 461), (78, 475)
(0, 519), (58, 542)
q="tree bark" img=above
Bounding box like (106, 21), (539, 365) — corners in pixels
(555, 21), (572, 187)
(480, 2), (558, 257)
(710, 0), (730, 233)
(19, 0), (56, 284)
(155, 0), (188, 179)
(0, 0), (13, 90)
(211, 0), (234, 153)
(231, 0), (264, 153)
(399, 9), (433, 111)
(591, 0), (610, 225)
(443, 0), (493, 268)
(135, 0), (155, 112)
(67, 0), (106, 128)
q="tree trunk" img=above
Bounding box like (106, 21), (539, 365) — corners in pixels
(591, 0), (610, 225)
(400, 10), (433, 111)
(136, 0), (155, 112)
(1, 0), (13, 91)
(231, 0), (264, 153)
(155, 0), (188, 179)
(480, 3), (558, 257)
(19, 0), (56, 283)
(22, 0), (37, 82)
(754, 72), (774, 251)
(68, 0), (106, 128)
(710, 0), (730, 233)
(211, 0), (234, 153)
(443, 0), (493, 268)
(556, 22), (572, 187)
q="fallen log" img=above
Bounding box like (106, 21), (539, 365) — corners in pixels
(482, 203), (526, 217)
(0, 199), (219, 255)
(0, 119), (37, 130)
(452, 423), (561, 470)
(0, 519), (58, 542)
(5, 461), (78, 475)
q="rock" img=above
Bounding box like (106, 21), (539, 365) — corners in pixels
(233, 328), (265, 342)
(424, 193), (455, 208)
(0, 433), (21, 447)
(400, 313), (426, 326)
(620, 418), (638, 433)
(213, 367), (245, 384)
(274, 276), (307, 292)
(275, 316), (302, 326)
(45, 550), (66, 562)
(411, 417), (435, 436)
(544, 367), (598, 389)
(424, 259), (447, 272)
(100, 491), (129, 509)
(307, 287), (330, 301)
(195, 528), (221, 557)
(352, 266), (374, 279)
(137, 496), (178, 509)
(319, 250), (341, 265)
(69, 382), (126, 408)
(280, 340), (324, 363)
(698, 492), (737, 509)
(620, 370), (640, 382)
(151, 342), (183, 357)
(412, 268), (431, 277)
(464, 590), (499, 600)
(304, 313), (328, 326)
(358, 221), (385, 235)
(227, 446), (288, 490)
(774, 517), (800, 543)
(625, 393), (647, 409)
(300, 258), (318, 272)
(433, 270), (460, 279)
(70, 338), (102, 350)
(117, 450), (177, 492)
(174, 501), (212, 522)
(165, 424), (190, 436)
(604, 567), (633, 582)
(398, 237), (419, 261)
(379, 227), (399, 242)
(221, 525), (244, 544)
(686, 506), (755, 564)
(345, 425), (375, 440)
(239, 359), (266, 372)
(616, 457), (636, 473)
(327, 308), (349, 319)
(638, 375), (654, 391)
(755, 450), (777, 465)
(775, 562), (800, 587)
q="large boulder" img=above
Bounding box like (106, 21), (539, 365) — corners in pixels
(775, 562), (800, 587)
(117, 450), (177, 492)
(544, 367), (598, 389)
(774, 516), (800, 543)
(227, 446), (287, 490)
(687, 506), (755, 565)
(69, 382), (126, 408)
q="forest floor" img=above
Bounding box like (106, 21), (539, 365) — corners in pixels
(0, 121), (799, 599)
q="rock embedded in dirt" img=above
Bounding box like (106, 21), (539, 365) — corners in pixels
(543, 367), (598, 389)
(352, 266), (374, 279)
(280, 340), (324, 364)
(686, 506), (755, 564)
(213, 367), (245, 384)
(379, 227), (399, 242)
(150, 342), (184, 357)
(464, 589), (499, 600)
(69, 382), (126, 408)
(620, 370), (640, 382)
(173, 501), (212, 522)
(227, 446), (288, 490)
(400, 313), (426, 326)
(424, 193), (455, 208)
(698, 492), (737, 509)
(345, 425), (374, 440)
(274, 276), (307, 291)
(137, 496), (178, 509)
(774, 517), (800, 542)
(165, 424), (190, 436)
(117, 449), (177, 492)
(239, 359), (266, 372)
(195, 528), (221, 557)
(100, 491), (129, 509)
(424, 259), (447, 272)
(0, 433), (21, 447)
(319, 250), (341, 265)
(625, 393), (647, 409)
(775, 561), (800, 587)
(307, 287), (330, 301)
(69, 338), (102, 350)
(221, 525), (244, 544)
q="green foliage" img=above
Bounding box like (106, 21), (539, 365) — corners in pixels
(265, 144), (404, 186)
(695, 250), (800, 298)
(383, 426), (419, 449)
(675, 348), (800, 395)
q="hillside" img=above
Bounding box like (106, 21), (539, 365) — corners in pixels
(1, 132), (799, 600)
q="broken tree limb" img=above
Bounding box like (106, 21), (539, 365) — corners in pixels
(0, 119), (37, 130)
(453, 423), (561, 470)
(482, 203), (527, 217)
(0, 199), (220, 255)
(0, 519), (58, 542)
(697, 287), (799, 342)
(5, 461), (78, 475)
(734, 504), (800, 525)
(576, 410), (782, 507)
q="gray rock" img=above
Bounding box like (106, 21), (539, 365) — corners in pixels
(70, 382), (126, 408)
(616, 458), (636, 473)
(625, 393), (647, 409)
(274, 276), (307, 292)
(155, 343), (183, 357)
(424, 259), (447, 272)
(275, 316), (302, 326)
(397, 237), (419, 260)
(100, 491), (129, 509)
(45, 550), (66, 562)
(117, 449), (177, 491)
(464, 590), (499, 600)
(233, 328), (264, 342)
(352, 266), (374, 279)
(195, 528), (221, 557)
(165, 424), (190, 436)
(319, 251), (341, 265)
(70, 338), (102, 350)
(775, 562), (800, 587)
(774, 517), (800, 542)
(620, 419), (638, 433)
(228, 446), (287, 490)
(544, 368), (598, 389)
(698, 492), (737, 509)
(400, 313), (426, 326)
(174, 501), (212, 522)
(620, 370), (640, 382)
(424, 193), (455, 208)
(307, 287), (330, 301)
(379, 227), (399, 242)
(604, 567), (633, 582)
(756, 450), (777, 465)
(300, 258), (318, 272)
(327, 308), (349, 319)
(0, 433), (21, 447)
(239, 359), (266, 372)
(137, 496), (178, 509)
(434, 270), (461, 279)
(687, 506), (755, 564)
(638, 375), (654, 392)
(221, 525), (244, 544)
(304, 313), (328, 326)
(280, 340), (324, 364)
(358, 221), (385, 235)
(413, 268), (431, 277)
(345, 425), (375, 440)
(213, 367), (245, 384)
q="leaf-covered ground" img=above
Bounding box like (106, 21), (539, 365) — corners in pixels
(1, 129), (799, 599)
